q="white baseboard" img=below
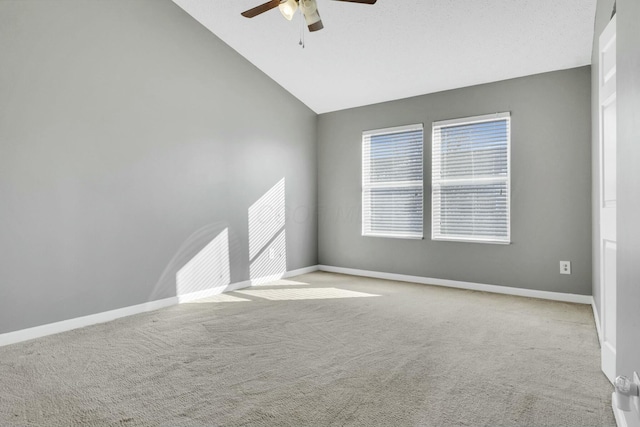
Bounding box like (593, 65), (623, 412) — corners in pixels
(177, 279), (252, 303)
(0, 265), (320, 348)
(613, 392), (640, 427)
(614, 393), (628, 427)
(283, 265), (321, 277)
(592, 297), (603, 346)
(0, 297), (178, 348)
(318, 265), (592, 304)
(246, 265), (320, 286)
(1, 264), (589, 347)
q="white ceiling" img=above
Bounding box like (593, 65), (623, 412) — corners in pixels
(172, 0), (597, 114)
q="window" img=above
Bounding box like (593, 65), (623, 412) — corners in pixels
(431, 113), (511, 244)
(362, 124), (424, 239)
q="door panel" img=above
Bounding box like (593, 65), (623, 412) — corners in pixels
(602, 101), (617, 207)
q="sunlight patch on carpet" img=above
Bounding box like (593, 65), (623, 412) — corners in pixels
(186, 294), (251, 303)
(257, 279), (310, 287)
(235, 287), (379, 301)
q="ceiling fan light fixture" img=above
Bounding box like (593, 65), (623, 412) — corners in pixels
(299, 0), (322, 31)
(304, 10), (321, 26)
(241, 0), (375, 33)
(278, 0), (298, 20)
(300, 0), (317, 15)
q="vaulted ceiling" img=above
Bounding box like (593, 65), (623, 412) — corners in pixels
(173, 0), (597, 114)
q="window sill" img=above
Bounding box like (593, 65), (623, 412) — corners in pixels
(431, 236), (511, 245)
(363, 233), (424, 240)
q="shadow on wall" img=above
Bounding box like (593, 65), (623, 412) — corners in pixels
(146, 176), (384, 305)
(148, 178), (288, 302)
(176, 228), (230, 301)
(148, 222), (236, 302)
(248, 178), (287, 285)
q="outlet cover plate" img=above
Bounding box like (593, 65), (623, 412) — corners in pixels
(560, 261), (571, 275)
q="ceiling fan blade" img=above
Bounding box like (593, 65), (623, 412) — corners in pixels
(331, 0), (377, 4)
(241, 0), (281, 18)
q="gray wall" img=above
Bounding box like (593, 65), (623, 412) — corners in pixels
(0, 0), (317, 334)
(617, 0), (640, 403)
(591, 0), (615, 320)
(318, 67), (592, 295)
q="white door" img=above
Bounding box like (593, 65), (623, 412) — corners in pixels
(599, 15), (617, 384)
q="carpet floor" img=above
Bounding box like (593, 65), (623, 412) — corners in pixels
(0, 272), (614, 426)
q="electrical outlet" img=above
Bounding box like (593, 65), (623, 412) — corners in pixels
(560, 261), (571, 275)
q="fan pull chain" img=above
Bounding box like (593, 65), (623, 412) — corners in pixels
(299, 12), (305, 48)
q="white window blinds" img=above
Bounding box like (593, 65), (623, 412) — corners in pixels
(432, 113), (511, 244)
(362, 124), (424, 239)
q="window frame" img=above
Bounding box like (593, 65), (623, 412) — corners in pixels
(362, 123), (424, 240)
(431, 112), (511, 245)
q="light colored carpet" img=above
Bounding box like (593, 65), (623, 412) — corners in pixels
(0, 272), (614, 426)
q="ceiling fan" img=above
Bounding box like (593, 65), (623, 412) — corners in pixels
(241, 0), (377, 32)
